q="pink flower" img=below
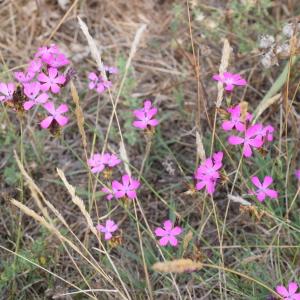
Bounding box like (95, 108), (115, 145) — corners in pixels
(88, 153), (109, 173)
(28, 59), (42, 73)
(112, 174), (140, 199)
(0, 83), (15, 102)
(88, 72), (112, 94)
(295, 169), (300, 180)
(14, 71), (35, 83)
(104, 65), (118, 75)
(88, 153), (121, 173)
(38, 67), (66, 94)
(23, 82), (49, 110)
(45, 53), (69, 68)
(256, 125), (275, 142)
(96, 219), (118, 240)
(222, 104), (253, 132)
(41, 102), (68, 128)
(133, 100), (159, 129)
(101, 187), (114, 201)
(106, 153), (121, 167)
(213, 72), (247, 91)
(195, 152), (224, 194)
(276, 282), (300, 300)
(250, 176), (278, 202)
(154, 220), (182, 247)
(35, 44), (59, 61)
(228, 124), (264, 157)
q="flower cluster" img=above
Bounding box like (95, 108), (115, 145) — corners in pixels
(221, 104), (275, 158)
(88, 152), (121, 174)
(88, 65), (118, 94)
(195, 152), (224, 195)
(0, 44), (71, 132)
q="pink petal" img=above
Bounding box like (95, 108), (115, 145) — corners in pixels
(262, 176), (273, 188)
(147, 108), (158, 119)
(133, 120), (147, 129)
(148, 119), (159, 127)
(23, 101), (35, 110)
(40, 82), (51, 92)
(222, 120), (234, 131)
(133, 109), (145, 120)
(265, 189), (278, 199)
(154, 227), (166, 237)
(55, 115), (68, 126)
(55, 75), (66, 84)
(276, 285), (289, 297)
(168, 236), (178, 246)
(43, 102), (56, 114)
(37, 72), (49, 83)
(50, 83), (60, 94)
(126, 190), (137, 199)
(112, 180), (123, 190)
(96, 224), (104, 232)
(243, 143), (253, 157)
(104, 232), (112, 240)
(228, 136), (244, 145)
(56, 104), (68, 114)
(48, 67), (58, 79)
(256, 191), (266, 202)
(122, 174), (130, 186)
(170, 226), (182, 236)
(91, 165), (105, 173)
(159, 236), (170, 246)
(195, 181), (206, 191)
(41, 116), (54, 128)
(114, 191), (126, 198)
(251, 176), (262, 188)
(163, 220), (173, 231)
(225, 84), (234, 91)
(212, 74), (222, 81)
(35, 93), (49, 104)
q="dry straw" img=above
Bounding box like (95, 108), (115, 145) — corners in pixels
(216, 39), (232, 108)
(152, 259), (203, 273)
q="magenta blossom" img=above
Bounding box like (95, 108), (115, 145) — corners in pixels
(38, 67), (66, 94)
(228, 124), (264, 157)
(101, 187), (114, 201)
(23, 82), (49, 110)
(96, 219), (118, 240)
(45, 53), (69, 68)
(295, 170), (300, 180)
(14, 71), (35, 83)
(88, 153), (109, 173)
(195, 151), (224, 195)
(222, 104), (253, 132)
(154, 220), (182, 247)
(106, 153), (121, 167)
(0, 83), (15, 102)
(133, 100), (159, 129)
(256, 124), (275, 142)
(276, 282), (300, 300)
(88, 153), (121, 174)
(41, 102), (68, 128)
(35, 44), (59, 61)
(213, 72), (247, 91)
(112, 174), (140, 199)
(104, 65), (118, 75)
(28, 59), (42, 73)
(88, 72), (112, 94)
(250, 176), (278, 202)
